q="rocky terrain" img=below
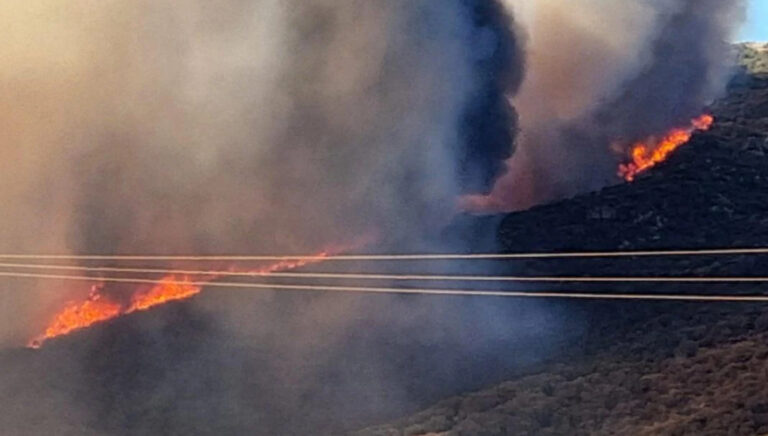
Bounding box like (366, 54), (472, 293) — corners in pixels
(354, 48), (768, 436)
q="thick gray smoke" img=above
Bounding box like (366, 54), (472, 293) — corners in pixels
(0, 0), (523, 345)
(465, 0), (745, 212)
(0, 2), (556, 435)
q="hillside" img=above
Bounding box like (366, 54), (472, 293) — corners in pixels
(354, 60), (768, 434)
(739, 42), (768, 75)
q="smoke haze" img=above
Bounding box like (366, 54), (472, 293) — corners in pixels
(0, 0), (523, 345)
(0, 1), (550, 435)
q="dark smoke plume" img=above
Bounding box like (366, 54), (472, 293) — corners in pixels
(457, 0), (524, 193)
(467, 0), (745, 212)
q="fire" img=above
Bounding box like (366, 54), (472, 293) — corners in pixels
(618, 114), (714, 181)
(28, 284), (121, 348)
(126, 276), (203, 313)
(28, 251), (333, 348)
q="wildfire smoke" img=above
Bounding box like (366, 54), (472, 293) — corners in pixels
(0, 0), (524, 347)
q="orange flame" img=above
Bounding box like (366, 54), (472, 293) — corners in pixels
(126, 276), (203, 313)
(28, 285), (121, 349)
(28, 251), (335, 348)
(618, 114), (713, 182)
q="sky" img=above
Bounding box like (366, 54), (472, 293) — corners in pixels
(740, 0), (767, 41)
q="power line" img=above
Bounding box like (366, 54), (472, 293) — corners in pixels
(1, 270), (767, 302)
(0, 247), (765, 261)
(0, 261), (767, 283)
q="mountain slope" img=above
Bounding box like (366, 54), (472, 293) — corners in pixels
(354, 64), (768, 435)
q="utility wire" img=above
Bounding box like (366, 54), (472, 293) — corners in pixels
(0, 247), (766, 261)
(0, 261), (767, 283)
(1, 270), (768, 302)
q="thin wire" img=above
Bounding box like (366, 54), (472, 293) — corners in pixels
(0, 247), (767, 261)
(0, 270), (767, 302)
(0, 261), (767, 283)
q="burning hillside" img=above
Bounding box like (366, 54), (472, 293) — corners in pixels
(29, 252), (336, 348)
(30, 277), (202, 348)
(0, 0), (758, 435)
(617, 114), (714, 182)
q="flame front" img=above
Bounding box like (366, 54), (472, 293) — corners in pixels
(28, 285), (121, 349)
(126, 276), (203, 313)
(29, 252), (332, 348)
(618, 114), (714, 182)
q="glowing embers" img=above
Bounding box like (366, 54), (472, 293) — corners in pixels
(618, 114), (714, 182)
